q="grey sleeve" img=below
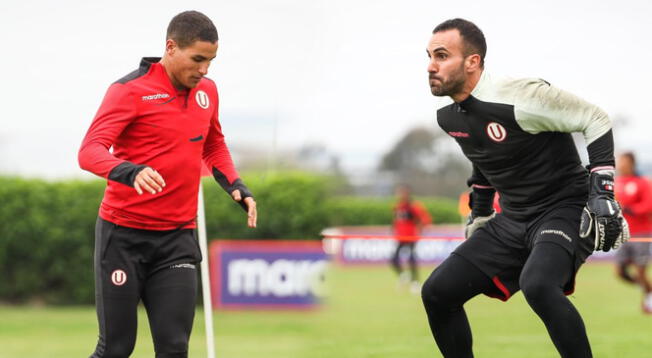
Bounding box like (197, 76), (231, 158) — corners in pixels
(512, 79), (611, 145)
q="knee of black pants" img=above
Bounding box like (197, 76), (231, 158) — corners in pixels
(519, 270), (564, 305)
(520, 278), (547, 303)
(519, 243), (572, 304)
(422, 254), (492, 315)
(155, 338), (189, 357)
(421, 266), (456, 310)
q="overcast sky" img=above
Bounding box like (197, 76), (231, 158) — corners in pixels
(1, 0), (651, 178)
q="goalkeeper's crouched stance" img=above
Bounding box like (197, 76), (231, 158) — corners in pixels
(422, 18), (629, 358)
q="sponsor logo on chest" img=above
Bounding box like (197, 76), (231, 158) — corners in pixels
(448, 131), (470, 138)
(141, 93), (170, 101)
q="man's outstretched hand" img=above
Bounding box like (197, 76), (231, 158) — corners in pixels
(231, 189), (257, 228)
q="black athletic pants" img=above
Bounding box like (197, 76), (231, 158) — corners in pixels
(90, 218), (202, 358)
(391, 241), (418, 281)
(421, 243), (592, 358)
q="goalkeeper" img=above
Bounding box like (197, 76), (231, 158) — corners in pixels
(421, 18), (629, 358)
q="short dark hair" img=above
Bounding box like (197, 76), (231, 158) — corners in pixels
(433, 18), (486, 67)
(167, 11), (218, 48)
(621, 151), (636, 165)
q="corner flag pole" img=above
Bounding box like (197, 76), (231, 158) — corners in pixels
(197, 182), (216, 358)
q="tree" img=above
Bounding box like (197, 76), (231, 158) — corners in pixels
(379, 126), (470, 198)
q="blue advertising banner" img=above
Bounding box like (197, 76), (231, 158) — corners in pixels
(321, 225), (619, 265)
(322, 225), (464, 265)
(209, 240), (328, 310)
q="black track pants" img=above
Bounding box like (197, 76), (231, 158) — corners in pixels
(421, 242), (592, 358)
(90, 218), (201, 358)
(391, 241), (418, 280)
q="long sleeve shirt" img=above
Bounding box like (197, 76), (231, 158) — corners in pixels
(79, 57), (242, 230)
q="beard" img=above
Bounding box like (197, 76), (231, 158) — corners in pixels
(429, 62), (466, 97)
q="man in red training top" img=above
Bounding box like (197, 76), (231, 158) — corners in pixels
(78, 11), (256, 358)
(391, 184), (432, 292)
(614, 152), (652, 313)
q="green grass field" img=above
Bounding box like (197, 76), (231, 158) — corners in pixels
(1, 262), (650, 358)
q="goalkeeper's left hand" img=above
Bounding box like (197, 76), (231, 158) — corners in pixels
(579, 168), (630, 252)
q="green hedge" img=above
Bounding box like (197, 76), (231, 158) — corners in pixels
(325, 196), (460, 226)
(0, 178), (104, 304)
(0, 173), (459, 304)
(203, 172), (332, 240)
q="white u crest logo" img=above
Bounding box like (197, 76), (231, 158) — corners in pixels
(111, 269), (127, 286)
(195, 90), (210, 109)
(486, 122), (507, 142)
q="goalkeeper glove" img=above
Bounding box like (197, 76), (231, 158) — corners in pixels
(465, 186), (496, 239)
(465, 211), (496, 239)
(579, 169), (630, 252)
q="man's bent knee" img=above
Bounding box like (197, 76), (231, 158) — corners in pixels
(421, 268), (456, 309)
(519, 276), (561, 304)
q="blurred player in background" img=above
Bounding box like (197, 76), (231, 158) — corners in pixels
(421, 18), (629, 357)
(391, 184), (431, 292)
(78, 11), (256, 358)
(614, 152), (652, 314)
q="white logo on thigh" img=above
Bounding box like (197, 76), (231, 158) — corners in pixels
(540, 229), (572, 242)
(111, 269), (127, 286)
(170, 263), (196, 269)
(195, 90), (210, 109)
(486, 122), (507, 142)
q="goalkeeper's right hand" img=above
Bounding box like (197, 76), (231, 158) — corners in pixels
(464, 185), (497, 239)
(465, 211), (495, 239)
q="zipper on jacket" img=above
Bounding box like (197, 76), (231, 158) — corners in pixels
(176, 90), (189, 109)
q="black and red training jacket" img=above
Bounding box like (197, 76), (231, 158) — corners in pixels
(79, 57), (244, 230)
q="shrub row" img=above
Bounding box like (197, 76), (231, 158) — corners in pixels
(0, 173), (459, 304)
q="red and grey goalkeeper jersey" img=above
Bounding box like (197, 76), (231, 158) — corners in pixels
(437, 71), (614, 221)
(79, 57), (246, 230)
